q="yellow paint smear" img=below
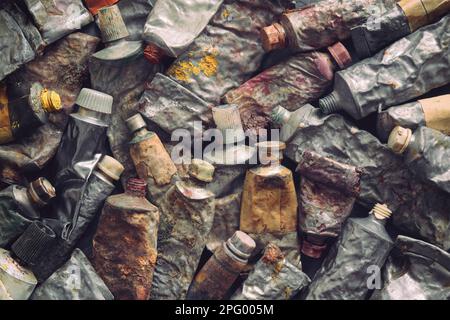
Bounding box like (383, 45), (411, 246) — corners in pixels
(198, 55), (218, 77)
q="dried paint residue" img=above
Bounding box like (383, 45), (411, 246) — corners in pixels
(168, 51), (219, 83)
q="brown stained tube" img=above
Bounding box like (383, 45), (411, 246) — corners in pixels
(186, 231), (256, 300)
(92, 178), (160, 300)
(126, 113), (177, 186)
(296, 150), (362, 258)
(240, 141), (297, 234)
(261, 0), (396, 52)
(398, 0), (450, 32)
(225, 42), (351, 133)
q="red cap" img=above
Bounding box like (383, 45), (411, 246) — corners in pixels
(327, 42), (352, 69)
(301, 239), (327, 259)
(85, 0), (119, 15)
(144, 43), (166, 64)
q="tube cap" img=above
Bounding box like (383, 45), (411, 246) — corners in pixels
(212, 104), (246, 144)
(370, 203), (392, 220)
(226, 231), (256, 260)
(11, 221), (56, 266)
(301, 240), (327, 259)
(271, 105), (291, 125)
(189, 159), (215, 182)
(97, 5), (129, 43)
(261, 23), (286, 51)
(40, 89), (62, 112)
(75, 88), (113, 114)
(85, 0), (119, 16)
(126, 113), (146, 133)
(327, 42), (352, 69)
(27, 177), (56, 207)
(387, 126), (412, 154)
(97, 155), (124, 181)
(144, 43), (166, 64)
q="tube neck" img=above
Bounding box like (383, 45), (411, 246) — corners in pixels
(271, 105), (291, 125)
(319, 91), (342, 114)
(125, 178), (147, 197)
(76, 106), (110, 123)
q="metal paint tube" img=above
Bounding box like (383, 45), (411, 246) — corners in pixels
(377, 94), (450, 141)
(296, 150), (362, 259)
(231, 243), (311, 300)
(151, 181), (215, 300)
(261, 0), (396, 52)
(166, 0), (289, 104)
(187, 231), (256, 300)
(371, 235), (450, 300)
(388, 126), (450, 194)
(319, 15), (450, 120)
(143, 0), (223, 63)
(305, 204), (394, 300)
(0, 2), (44, 81)
(281, 104), (450, 250)
(352, 0), (450, 58)
(224, 42), (352, 133)
(139, 72), (212, 137)
(93, 178), (160, 300)
(23, 0), (93, 45)
(32, 156), (123, 282)
(0, 83), (61, 145)
(31, 249), (113, 300)
(0, 178), (55, 248)
(0, 33), (100, 176)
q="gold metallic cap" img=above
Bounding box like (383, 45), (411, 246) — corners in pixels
(40, 89), (62, 112)
(189, 158), (215, 182)
(370, 203), (392, 220)
(261, 23), (286, 51)
(387, 126), (412, 154)
(97, 155), (124, 181)
(28, 177), (56, 207)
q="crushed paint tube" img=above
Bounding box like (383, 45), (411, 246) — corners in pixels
(151, 181), (215, 299)
(305, 204), (394, 300)
(320, 15), (450, 119)
(92, 178), (160, 300)
(388, 126), (450, 194)
(261, 0), (396, 52)
(231, 243), (311, 300)
(187, 231), (256, 300)
(143, 0), (223, 63)
(225, 42), (352, 133)
(296, 150), (362, 258)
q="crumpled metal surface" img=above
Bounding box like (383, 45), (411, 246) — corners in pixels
(31, 249), (113, 300)
(32, 168), (115, 282)
(143, 0), (223, 58)
(376, 101), (425, 142)
(402, 126), (450, 194)
(371, 235), (450, 300)
(296, 150), (361, 252)
(0, 186), (34, 248)
(329, 14), (450, 119)
(206, 191), (241, 252)
(0, 33), (100, 181)
(89, 55), (161, 187)
(278, 0), (396, 52)
(151, 182), (215, 300)
(305, 215), (394, 300)
(225, 50), (337, 132)
(139, 73), (212, 137)
(23, 0), (93, 45)
(284, 104), (450, 250)
(166, 0), (289, 104)
(350, 5), (410, 59)
(0, 2), (43, 82)
(118, 0), (154, 40)
(232, 243), (310, 300)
